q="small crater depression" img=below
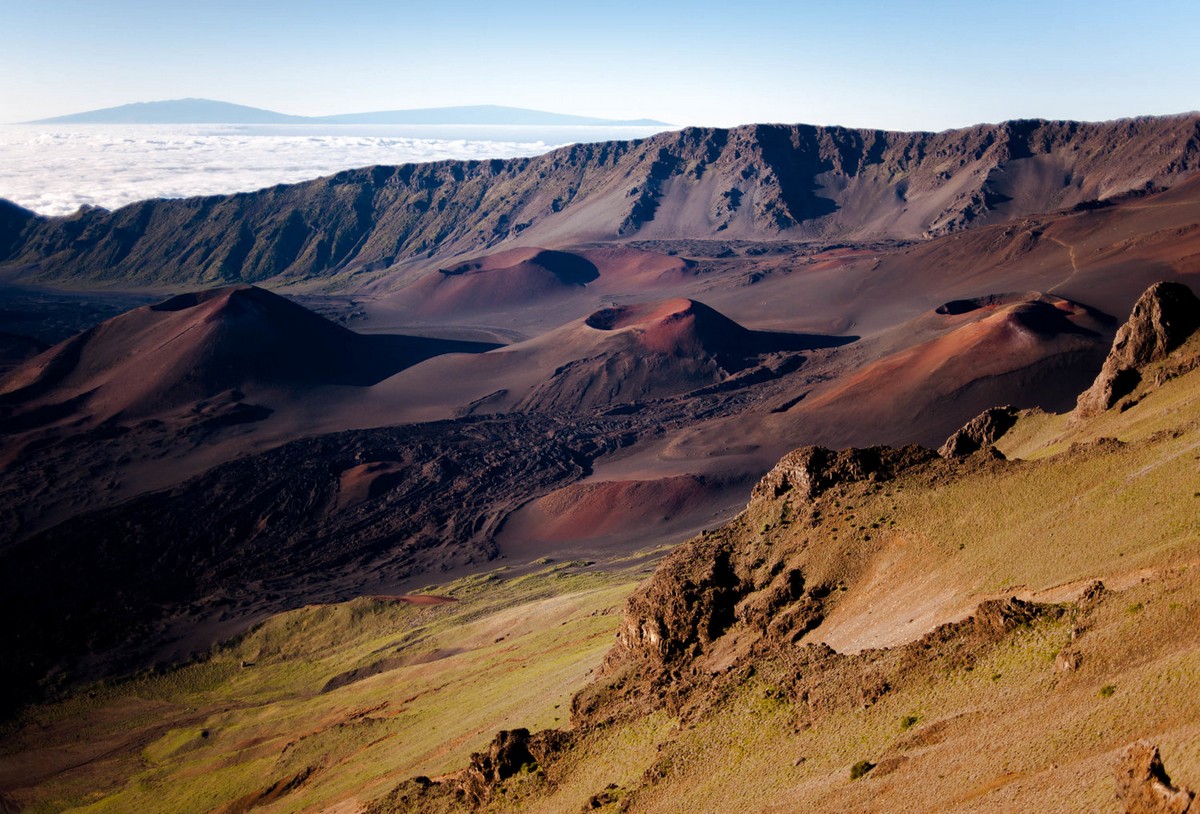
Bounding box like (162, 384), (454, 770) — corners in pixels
(936, 299), (981, 316)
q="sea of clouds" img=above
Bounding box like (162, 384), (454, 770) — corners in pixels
(0, 123), (667, 217)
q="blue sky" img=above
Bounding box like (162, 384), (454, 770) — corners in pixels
(3, 0), (1198, 130)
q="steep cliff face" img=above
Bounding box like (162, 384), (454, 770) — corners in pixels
(569, 444), (940, 724)
(4, 115), (1199, 287)
(0, 199), (36, 260)
(939, 405), (1021, 457)
(1074, 281), (1200, 418)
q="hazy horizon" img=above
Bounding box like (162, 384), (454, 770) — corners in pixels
(4, 1), (1198, 132)
(22, 99), (671, 127)
(16, 96), (1200, 131)
(0, 122), (669, 216)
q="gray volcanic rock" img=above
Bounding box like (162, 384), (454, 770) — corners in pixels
(1075, 282), (1200, 418)
(938, 405), (1020, 457)
(4, 115), (1200, 288)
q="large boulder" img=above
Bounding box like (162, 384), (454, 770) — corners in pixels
(939, 405), (1020, 458)
(461, 728), (569, 805)
(1114, 740), (1194, 814)
(1075, 282), (1200, 418)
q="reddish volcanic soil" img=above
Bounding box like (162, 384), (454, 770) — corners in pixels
(367, 245), (704, 346)
(369, 595), (456, 606)
(497, 473), (746, 563)
(0, 285), (499, 428)
(782, 294), (1111, 442)
(1, 132), (1199, 708)
(403, 247), (599, 316)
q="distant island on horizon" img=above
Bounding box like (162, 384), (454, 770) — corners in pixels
(26, 98), (671, 127)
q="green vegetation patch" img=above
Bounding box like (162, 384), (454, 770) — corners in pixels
(2, 564), (640, 814)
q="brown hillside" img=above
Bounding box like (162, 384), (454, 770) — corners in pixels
(403, 247), (599, 316)
(516, 298), (844, 413)
(373, 283), (1200, 813)
(3, 115), (1198, 288)
(0, 285), (498, 425)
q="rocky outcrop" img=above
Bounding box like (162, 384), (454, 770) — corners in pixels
(961, 596), (1042, 635)
(1075, 282), (1200, 418)
(369, 729), (571, 811)
(1115, 741), (1194, 814)
(618, 444), (936, 669)
(938, 405), (1020, 457)
(4, 115), (1200, 287)
(751, 444), (936, 503)
(572, 442), (939, 728)
(609, 532), (743, 670)
(460, 729), (570, 805)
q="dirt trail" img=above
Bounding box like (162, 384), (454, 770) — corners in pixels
(1046, 235), (1080, 294)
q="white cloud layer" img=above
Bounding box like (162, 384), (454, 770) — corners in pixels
(0, 124), (667, 216)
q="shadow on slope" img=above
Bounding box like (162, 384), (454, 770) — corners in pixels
(0, 285), (501, 427)
(519, 298), (855, 413)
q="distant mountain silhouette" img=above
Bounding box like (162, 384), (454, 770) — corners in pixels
(312, 104), (668, 126)
(28, 98), (669, 126)
(31, 98), (308, 124)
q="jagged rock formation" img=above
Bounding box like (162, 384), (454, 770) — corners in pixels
(1115, 741), (1194, 814)
(1075, 282), (1200, 418)
(751, 444), (936, 502)
(568, 444), (941, 725)
(938, 405), (1020, 457)
(367, 729), (570, 812)
(460, 729), (569, 806)
(377, 587), (1066, 813)
(620, 445), (936, 666)
(3, 115), (1199, 287)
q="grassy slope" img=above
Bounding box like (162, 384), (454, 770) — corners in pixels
(0, 563), (644, 814)
(599, 576), (1200, 813)
(3, 342), (1198, 814)
(396, 337), (1200, 813)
